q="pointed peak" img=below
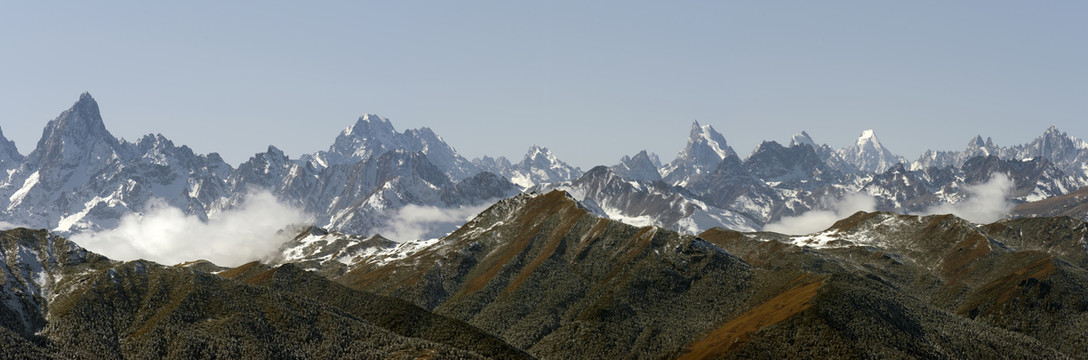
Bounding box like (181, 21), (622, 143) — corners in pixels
(690, 121), (719, 136)
(583, 165), (614, 178)
(856, 129), (882, 146)
(789, 131), (816, 148)
(673, 120), (734, 168)
(687, 120), (721, 139)
(968, 135), (985, 148)
(344, 113), (396, 136)
(1044, 125), (1062, 136)
(527, 144), (550, 155)
(757, 140), (782, 148)
(70, 92), (101, 112)
(359, 113), (385, 122)
(266, 145), (285, 156)
(47, 92), (110, 139)
(751, 140), (786, 155)
(136, 133), (174, 148)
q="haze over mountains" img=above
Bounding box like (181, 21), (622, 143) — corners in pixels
(4, 93), (1088, 358)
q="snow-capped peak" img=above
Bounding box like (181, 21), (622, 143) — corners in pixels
(46, 92), (112, 141)
(342, 114), (396, 137)
(836, 129), (904, 173)
(856, 129), (881, 147)
(1044, 125), (1061, 136)
(789, 131), (816, 148)
(504, 145), (582, 188)
(610, 150), (662, 181)
(660, 121), (738, 185)
(969, 135), (986, 148)
(690, 121), (731, 160)
(524, 144), (557, 162)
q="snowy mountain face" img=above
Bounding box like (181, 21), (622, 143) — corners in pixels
(743, 141), (841, 187)
(0, 93), (519, 240)
(490, 145), (583, 188)
(1007, 126), (1088, 178)
(0, 94), (230, 233)
(314, 114), (479, 181)
(610, 150), (662, 181)
(4, 93), (1088, 247)
(227, 146), (517, 238)
(910, 127), (1088, 180)
(528, 166), (758, 234)
(268, 226), (402, 277)
(789, 131), (858, 174)
(661, 121), (736, 186)
(835, 129), (905, 173)
(912, 135), (1000, 171)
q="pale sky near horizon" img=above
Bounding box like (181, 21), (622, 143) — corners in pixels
(1, 2), (1085, 169)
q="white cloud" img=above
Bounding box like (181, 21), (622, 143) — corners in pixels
(0, 221), (30, 231)
(71, 190), (308, 267)
(378, 203), (493, 241)
(764, 192), (877, 235)
(923, 173), (1013, 223)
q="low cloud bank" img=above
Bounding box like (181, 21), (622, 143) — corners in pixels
(0, 221), (30, 231)
(72, 191), (307, 267)
(764, 193), (877, 235)
(924, 173), (1013, 223)
(378, 203), (493, 241)
(764, 173), (1015, 235)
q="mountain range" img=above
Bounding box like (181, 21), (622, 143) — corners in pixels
(4, 93), (1088, 358)
(2, 93), (1087, 240)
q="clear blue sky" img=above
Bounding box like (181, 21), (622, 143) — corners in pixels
(2, 2), (1086, 169)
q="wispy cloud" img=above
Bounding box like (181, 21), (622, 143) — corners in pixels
(378, 203), (493, 241)
(764, 193), (877, 235)
(923, 173), (1013, 223)
(71, 190), (308, 267)
(765, 173), (1015, 236)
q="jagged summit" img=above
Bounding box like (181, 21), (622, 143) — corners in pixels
(521, 145), (565, 171)
(856, 129), (880, 146)
(503, 145), (582, 188)
(969, 135), (986, 148)
(318, 114), (478, 180)
(344, 114), (396, 137)
(18, 92), (120, 175)
(662, 121), (737, 185)
(687, 120), (733, 160)
(266, 145), (286, 156)
(523, 144), (554, 162)
(40, 92), (111, 143)
(611, 149), (662, 181)
(788, 131), (816, 148)
(836, 129), (904, 173)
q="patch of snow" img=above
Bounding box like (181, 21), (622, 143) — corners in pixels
(8, 171), (39, 209)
